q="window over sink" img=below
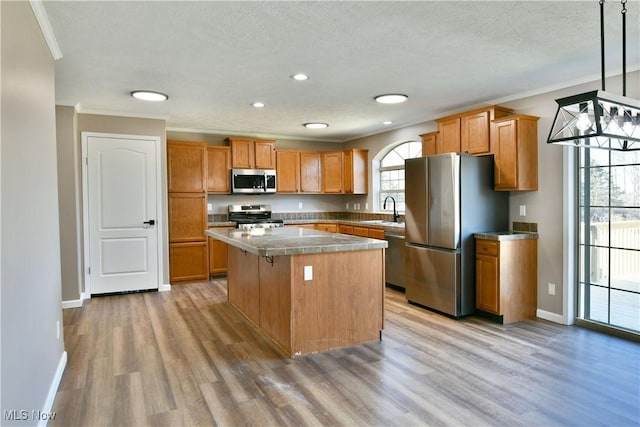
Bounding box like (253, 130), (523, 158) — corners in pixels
(378, 141), (422, 213)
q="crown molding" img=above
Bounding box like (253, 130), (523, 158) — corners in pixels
(29, 0), (63, 60)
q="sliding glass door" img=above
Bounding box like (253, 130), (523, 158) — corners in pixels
(578, 148), (640, 333)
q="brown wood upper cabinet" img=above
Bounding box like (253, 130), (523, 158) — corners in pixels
(344, 149), (368, 195)
(167, 140), (206, 193)
(276, 150), (301, 193)
(277, 148), (367, 195)
(227, 137), (276, 169)
(300, 152), (322, 193)
(435, 106), (513, 155)
(493, 114), (539, 191)
(435, 116), (461, 154)
(420, 131), (438, 156)
(322, 151), (344, 193)
(207, 146), (231, 193)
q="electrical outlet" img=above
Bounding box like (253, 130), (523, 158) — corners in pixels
(298, 202), (303, 209)
(519, 205), (526, 217)
(346, 202), (350, 209)
(548, 283), (556, 296)
(365, 203), (368, 210)
(207, 203), (213, 212)
(304, 265), (313, 281)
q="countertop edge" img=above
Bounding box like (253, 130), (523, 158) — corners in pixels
(474, 231), (539, 241)
(205, 228), (387, 256)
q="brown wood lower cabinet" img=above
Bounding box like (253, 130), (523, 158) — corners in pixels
(169, 242), (209, 283)
(475, 238), (537, 323)
(208, 228), (234, 275)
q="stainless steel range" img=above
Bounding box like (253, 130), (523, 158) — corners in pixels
(228, 204), (284, 229)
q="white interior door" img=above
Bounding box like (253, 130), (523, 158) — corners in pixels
(86, 134), (159, 294)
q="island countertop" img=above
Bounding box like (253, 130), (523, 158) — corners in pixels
(206, 226), (388, 257)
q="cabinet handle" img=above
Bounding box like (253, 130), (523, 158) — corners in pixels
(143, 220), (156, 226)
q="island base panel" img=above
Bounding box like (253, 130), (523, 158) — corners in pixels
(226, 246), (384, 357)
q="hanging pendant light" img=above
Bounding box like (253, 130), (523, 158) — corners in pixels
(547, 0), (640, 151)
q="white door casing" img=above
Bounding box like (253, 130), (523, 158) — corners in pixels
(82, 132), (163, 294)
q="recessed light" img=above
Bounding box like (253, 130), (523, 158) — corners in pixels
(290, 73), (309, 81)
(374, 94), (408, 104)
(131, 90), (169, 102)
(383, 121), (393, 125)
(252, 102), (265, 108)
(303, 122), (329, 129)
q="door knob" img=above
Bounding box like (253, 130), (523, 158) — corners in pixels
(143, 220), (155, 226)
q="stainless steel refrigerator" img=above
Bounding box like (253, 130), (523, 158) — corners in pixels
(404, 153), (508, 317)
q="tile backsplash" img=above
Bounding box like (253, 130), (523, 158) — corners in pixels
(513, 221), (538, 233)
(209, 211), (404, 223)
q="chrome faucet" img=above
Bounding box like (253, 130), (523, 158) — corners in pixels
(383, 196), (400, 223)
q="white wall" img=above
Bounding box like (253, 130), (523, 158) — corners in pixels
(1, 2), (65, 423)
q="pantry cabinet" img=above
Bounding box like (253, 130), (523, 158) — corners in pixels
(169, 242), (209, 283)
(168, 193), (208, 242)
(492, 114), (539, 191)
(344, 149), (368, 194)
(475, 237), (537, 324)
(167, 140), (206, 193)
(227, 137), (276, 169)
(322, 151), (344, 193)
(207, 146), (231, 193)
(167, 140), (209, 284)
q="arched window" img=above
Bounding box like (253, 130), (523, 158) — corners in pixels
(379, 141), (422, 212)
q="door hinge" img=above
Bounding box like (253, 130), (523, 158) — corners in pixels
(85, 157), (88, 166)
(88, 267), (91, 275)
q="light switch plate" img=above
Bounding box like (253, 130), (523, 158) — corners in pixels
(519, 205), (526, 217)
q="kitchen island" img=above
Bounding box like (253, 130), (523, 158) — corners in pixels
(205, 227), (387, 357)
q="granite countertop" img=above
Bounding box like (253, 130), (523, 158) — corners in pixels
(205, 226), (388, 257)
(474, 231), (539, 241)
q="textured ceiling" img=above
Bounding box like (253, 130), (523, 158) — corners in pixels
(43, 1), (640, 142)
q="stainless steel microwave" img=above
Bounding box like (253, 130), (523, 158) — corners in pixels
(231, 169), (277, 194)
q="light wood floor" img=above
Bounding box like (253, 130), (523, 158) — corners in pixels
(51, 279), (640, 426)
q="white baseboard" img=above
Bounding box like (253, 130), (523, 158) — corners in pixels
(537, 309), (572, 325)
(62, 291), (89, 309)
(159, 283), (171, 292)
(39, 351), (67, 427)
(61, 299), (82, 309)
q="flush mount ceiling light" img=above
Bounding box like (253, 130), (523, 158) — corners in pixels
(547, 0), (640, 151)
(303, 122), (329, 129)
(383, 121), (393, 125)
(251, 102), (265, 108)
(130, 90), (168, 102)
(374, 94), (408, 104)
(290, 73), (309, 81)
